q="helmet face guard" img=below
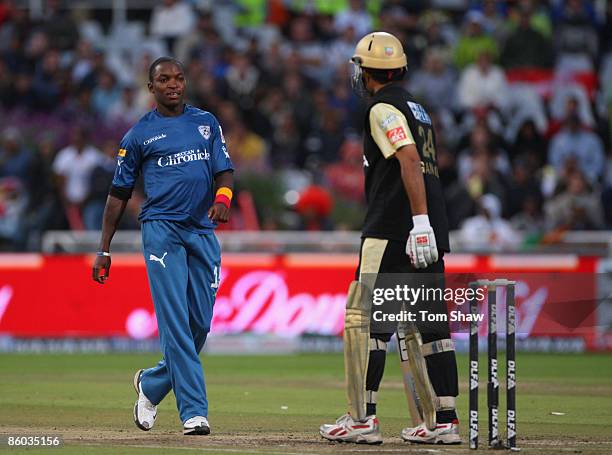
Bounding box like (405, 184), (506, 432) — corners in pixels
(350, 57), (368, 98)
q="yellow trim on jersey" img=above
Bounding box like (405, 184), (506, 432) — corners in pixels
(118, 148), (127, 157)
(369, 103), (415, 159)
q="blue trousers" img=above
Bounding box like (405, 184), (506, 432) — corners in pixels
(139, 220), (220, 422)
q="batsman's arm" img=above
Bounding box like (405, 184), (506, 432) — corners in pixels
(395, 145), (427, 216)
(396, 145), (438, 267)
(368, 104), (427, 215)
(92, 193), (129, 284)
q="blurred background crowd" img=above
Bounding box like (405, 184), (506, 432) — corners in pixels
(0, 0), (610, 251)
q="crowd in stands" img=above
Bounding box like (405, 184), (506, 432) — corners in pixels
(0, 0), (610, 251)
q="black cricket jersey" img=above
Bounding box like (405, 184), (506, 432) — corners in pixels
(361, 83), (450, 252)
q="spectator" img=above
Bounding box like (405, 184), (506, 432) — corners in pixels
(458, 49), (508, 110)
(510, 119), (548, 169)
(225, 120), (268, 173)
(506, 157), (541, 218)
(150, 0), (195, 53)
(25, 134), (68, 247)
(457, 126), (510, 213)
(327, 25), (357, 74)
(0, 177), (27, 250)
(91, 69), (121, 117)
(454, 10), (498, 69)
(71, 39), (96, 83)
(548, 112), (605, 184)
(408, 48), (457, 112)
(175, 11), (217, 64)
(42, 0), (79, 51)
(52, 126), (103, 228)
(269, 111), (301, 168)
(283, 16), (325, 83)
(511, 0), (553, 38)
(553, 0), (599, 59)
(82, 140), (116, 230)
(479, 0), (509, 41)
(32, 49), (63, 110)
(0, 128), (32, 186)
(223, 52), (259, 110)
(107, 85), (146, 125)
(511, 193), (545, 237)
(421, 10), (455, 52)
(0, 58), (12, 104)
(295, 185), (334, 231)
(501, 6), (554, 69)
(181, 16), (226, 82)
(324, 138), (364, 202)
(459, 193), (521, 250)
(301, 109), (345, 167)
(549, 88), (595, 130)
(334, 0), (372, 38)
(545, 168), (604, 230)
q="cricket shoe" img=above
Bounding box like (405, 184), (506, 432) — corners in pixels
(401, 420), (461, 445)
(133, 369), (157, 431)
(320, 414), (383, 444)
(183, 416), (210, 435)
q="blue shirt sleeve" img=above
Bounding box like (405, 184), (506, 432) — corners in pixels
(112, 130), (143, 189)
(210, 116), (234, 175)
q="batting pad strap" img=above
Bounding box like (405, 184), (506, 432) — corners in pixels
(366, 390), (379, 404)
(422, 339), (455, 357)
(370, 338), (388, 351)
(436, 396), (456, 411)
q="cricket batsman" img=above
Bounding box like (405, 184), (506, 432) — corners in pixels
(92, 57), (234, 436)
(320, 32), (460, 445)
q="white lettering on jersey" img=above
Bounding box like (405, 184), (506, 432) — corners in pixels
(143, 133), (167, 145)
(157, 149), (210, 167)
(380, 112), (398, 129)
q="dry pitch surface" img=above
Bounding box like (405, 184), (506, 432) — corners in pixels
(0, 353), (610, 454)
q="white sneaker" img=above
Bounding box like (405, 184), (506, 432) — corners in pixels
(183, 416), (210, 435)
(133, 369), (157, 431)
(401, 420), (462, 445)
(320, 414), (383, 444)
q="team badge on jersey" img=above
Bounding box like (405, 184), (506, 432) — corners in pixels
(407, 101), (432, 125)
(198, 125), (211, 140)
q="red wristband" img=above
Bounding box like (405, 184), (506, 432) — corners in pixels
(214, 194), (231, 208)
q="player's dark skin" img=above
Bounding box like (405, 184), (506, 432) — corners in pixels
(92, 61), (233, 284)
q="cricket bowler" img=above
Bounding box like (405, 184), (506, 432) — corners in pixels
(92, 57), (234, 435)
(320, 32), (460, 445)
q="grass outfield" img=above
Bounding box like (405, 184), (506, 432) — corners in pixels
(0, 353), (611, 454)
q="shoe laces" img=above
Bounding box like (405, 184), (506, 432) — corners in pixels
(335, 414), (353, 426)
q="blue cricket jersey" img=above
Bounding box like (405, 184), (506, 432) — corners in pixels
(112, 104), (234, 232)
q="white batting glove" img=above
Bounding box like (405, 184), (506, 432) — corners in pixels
(406, 214), (439, 269)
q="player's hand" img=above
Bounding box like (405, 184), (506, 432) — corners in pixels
(92, 255), (111, 284)
(208, 203), (230, 223)
(406, 215), (438, 269)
